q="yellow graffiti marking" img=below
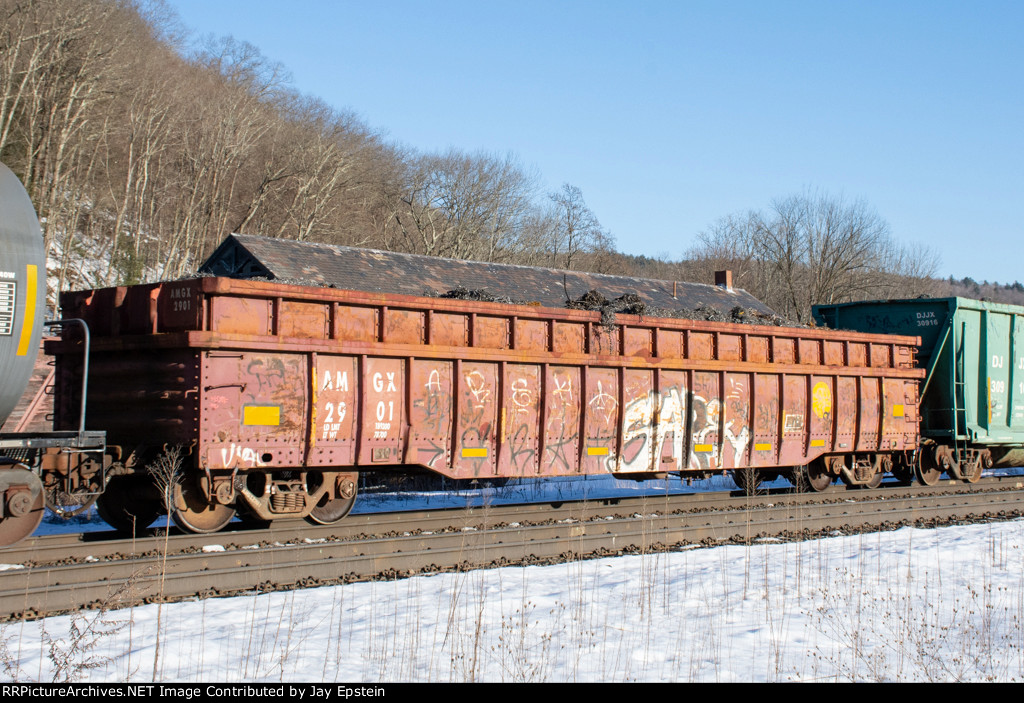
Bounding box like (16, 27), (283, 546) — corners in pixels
(811, 382), (832, 419)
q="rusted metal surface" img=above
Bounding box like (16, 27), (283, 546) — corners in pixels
(200, 233), (778, 317)
(52, 277), (925, 487)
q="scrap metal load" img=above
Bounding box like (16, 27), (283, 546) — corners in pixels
(51, 252), (924, 531)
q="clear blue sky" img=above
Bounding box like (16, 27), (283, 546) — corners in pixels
(165, 0), (1023, 284)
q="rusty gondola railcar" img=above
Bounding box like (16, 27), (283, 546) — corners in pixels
(50, 276), (925, 534)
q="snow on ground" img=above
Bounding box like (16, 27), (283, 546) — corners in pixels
(9, 474), (1024, 682)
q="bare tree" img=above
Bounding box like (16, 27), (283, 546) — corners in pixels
(382, 149), (538, 262)
(688, 191), (940, 322)
(547, 183), (612, 271)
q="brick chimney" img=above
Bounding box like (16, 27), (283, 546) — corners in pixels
(714, 270), (733, 291)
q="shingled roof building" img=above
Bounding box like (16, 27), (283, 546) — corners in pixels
(199, 233), (776, 317)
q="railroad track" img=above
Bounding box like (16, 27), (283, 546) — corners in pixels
(3, 475), (1024, 620)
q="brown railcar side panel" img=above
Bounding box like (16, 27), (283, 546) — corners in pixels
(823, 340), (844, 366)
(200, 351), (307, 470)
(358, 357), (404, 465)
(774, 338), (796, 364)
(336, 305), (378, 342)
(454, 361), (497, 476)
(516, 319), (548, 352)
(430, 313), (468, 347)
(654, 329), (679, 360)
(808, 375), (833, 455)
(689, 332), (713, 361)
(719, 334), (742, 362)
(655, 370), (688, 472)
(721, 372), (751, 468)
(798, 338), (821, 365)
(476, 317), (510, 350)
(543, 365), (581, 474)
(619, 369), (654, 472)
(581, 366), (618, 473)
(211, 297), (272, 336)
(624, 327), (653, 357)
(552, 322), (584, 354)
(748, 335), (769, 364)
(752, 373), (780, 468)
(406, 359), (452, 470)
(500, 363), (541, 475)
(310, 355), (357, 467)
(279, 300), (329, 339)
(383, 309), (424, 345)
(870, 343), (892, 368)
(779, 374), (808, 465)
(835, 376), (858, 451)
(858, 377), (881, 451)
(690, 371), (720, 470)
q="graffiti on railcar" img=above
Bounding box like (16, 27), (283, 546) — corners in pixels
(246, 356), (287, 392)
(721, 375), (751, 467)
(458, 364), (497, 473)
(243, 355), (305, 435)
(545, 368), (580, 472)
(584, 370), (619, 472)
(588, 380), (617, 425)
(220, 442), (264, 468)
(462, 368), (491, 430)
(507, 374), (538, 472)
(419, 367), (451, 436)
(409, 361), (452, 469)
(654, 386), (686, 466)
(621, 390), (654, 470)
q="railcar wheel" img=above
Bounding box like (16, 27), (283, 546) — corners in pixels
(0, 468), (45, 547)
(917, 446), (946, 486)
(95, 476), (163, 535)
(863, 471), (883, 489)
(916, 464), (942, 486)
(804, 462), (834, 492)
(307, 478), (358, 525)
(171, 474), (236, 534)
(307, 495), (357, 525)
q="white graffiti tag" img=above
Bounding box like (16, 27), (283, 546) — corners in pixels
(220, 443), (264, 468)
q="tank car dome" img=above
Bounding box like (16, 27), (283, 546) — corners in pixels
(0, 163), (45, 426)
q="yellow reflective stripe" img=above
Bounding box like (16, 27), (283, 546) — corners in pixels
(693, 444), (713, 453)
(754, 443), (772, 451)
(15, 264), (36, 356)
(892, 404), (905, 417)
(587, 447), (609, 456)
(461, 447), (488, 458)
(810, 439), (825, 447)
(243, 405), (280, 426)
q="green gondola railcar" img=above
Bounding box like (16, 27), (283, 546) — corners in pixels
(814, 297), (1024, 484)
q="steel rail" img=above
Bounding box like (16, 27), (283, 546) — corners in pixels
(9, 475), (1022, 566)
(3, 478), (1024, 619)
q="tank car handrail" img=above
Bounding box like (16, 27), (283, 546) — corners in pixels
(44, 318), (90, 436)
